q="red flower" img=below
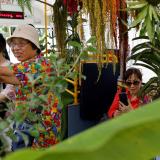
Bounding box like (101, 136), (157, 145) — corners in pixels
(43, 110), (50, 116)
(44, 120), (52, 126)
(63, 0), (78, 16)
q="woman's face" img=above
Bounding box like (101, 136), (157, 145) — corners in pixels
(125, 74), (142, 96)
(10, 38), (37, 62)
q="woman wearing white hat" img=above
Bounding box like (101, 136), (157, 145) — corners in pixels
(0, 24), (61, 150)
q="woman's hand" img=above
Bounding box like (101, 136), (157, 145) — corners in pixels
(118, 101), (132, 113)
(113, 110), (122, 117)
(113, 100), (133, 117)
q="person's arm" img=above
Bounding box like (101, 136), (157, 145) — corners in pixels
(1, 84), (15, 101)
(0, 93), (8, 102)
(0, 66), (20, 85)
(0, 66), (13, 76)
(108, 90), (120, 118)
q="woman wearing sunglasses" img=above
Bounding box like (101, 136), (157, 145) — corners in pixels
(108, 67), (151, 118)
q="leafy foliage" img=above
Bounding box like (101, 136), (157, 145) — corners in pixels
(0, 0), (99, 156)
(128, 32), (160, 99)
(3, 99), (160, 160)
(127, 0), (160, 43)
(11, 0), (32, 13)
(0, 36), (97, 156)
(127, 0), (160, 99)
(146, 0), (160, 6)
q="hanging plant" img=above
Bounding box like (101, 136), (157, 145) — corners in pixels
(53, 0), (67, 58)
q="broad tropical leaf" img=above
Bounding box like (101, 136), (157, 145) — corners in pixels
(139, 77), (160, 98)
(127, 0), (160, 43)
(129, 5), (148, 28)
(12, 0), (32, 13)
(128, 31), (160, 99)
(4, 99), (160, 160)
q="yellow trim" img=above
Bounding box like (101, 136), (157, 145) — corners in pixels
(86, 53), (118, 63)
(44, 0), (48, 54)
(65, 78), (79, 105)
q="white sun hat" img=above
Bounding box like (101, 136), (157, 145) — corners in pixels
(7, 24), (40, 49)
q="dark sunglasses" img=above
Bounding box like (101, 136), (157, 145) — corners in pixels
(126, 80), (140, 86)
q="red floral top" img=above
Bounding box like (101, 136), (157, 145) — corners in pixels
(11, 54), (61, 148)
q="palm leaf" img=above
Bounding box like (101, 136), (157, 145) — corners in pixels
(132, 36), (149, 41)
(129, 52), (160, 73)
(146, 12), (154, 42)
(131, 43), (151, 54)
(127, 1), (148, 9)
(129, 5), (148, 28)
(129, 49), (152, 60)
(132, 63), (159, 74)
(139, 77), (158, 96)
(24, 0), (32, 13)
(12, 0), (32, 13)
(141, 77), (160, 99)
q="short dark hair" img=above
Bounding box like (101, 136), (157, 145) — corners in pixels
(30, 42), (41, 54)
(0, 33), (10, 60)
(0, 33), (6, 53)
(124, 67), (142, 81)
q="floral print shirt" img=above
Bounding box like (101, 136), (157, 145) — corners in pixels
(11, 54), (61, 148)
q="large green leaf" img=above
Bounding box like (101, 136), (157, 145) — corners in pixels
(131, 43), (151, 54)
(133, 62), (155, 71)
(139, 77), (159, 97)
(129, 51), (160, 74)
(12, 0), (32, 13)
(132, 36), (149, 41)
(127, 1), (148, 9)
(146, 11), (154, 42)
(128, 1), (160, 43)
(4, 99), (160, 160)
(129, 5), (148, 28)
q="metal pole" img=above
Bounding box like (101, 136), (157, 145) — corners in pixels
(44, 0), (48, 53)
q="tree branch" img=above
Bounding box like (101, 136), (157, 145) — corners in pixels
(35, 0), (54, 7)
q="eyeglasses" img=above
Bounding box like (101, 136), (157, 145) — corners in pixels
(125, 80), (140, 86)
(10, 41), (29, 48)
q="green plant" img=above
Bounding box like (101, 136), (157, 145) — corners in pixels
(128, 26), (160, 99)
(11, 0), (32, 13)
(0, 0), (99, 155)
(127, 0), (160, 43)
(0, 36), (97, 156)
(3, 99), (160, 160)
(127, 0), (160, 99)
